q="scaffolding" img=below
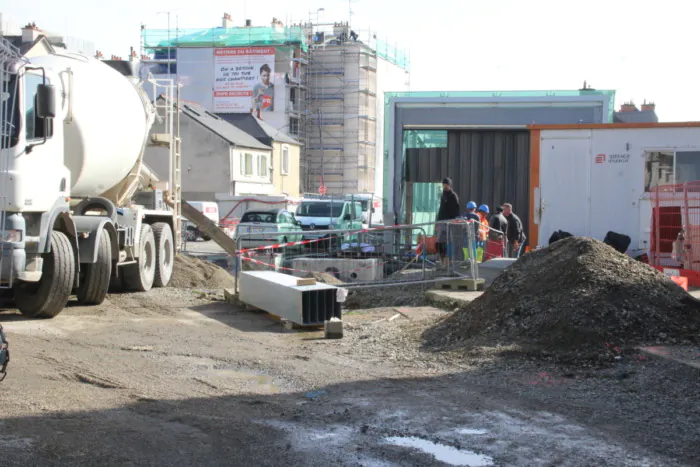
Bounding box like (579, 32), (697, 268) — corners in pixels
(303, 22), (408, 195)
(140, 19), (410, 197)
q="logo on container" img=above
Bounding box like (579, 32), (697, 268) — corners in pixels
(595, 154), (606, 164)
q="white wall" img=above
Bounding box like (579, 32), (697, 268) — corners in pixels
(375, 57), (409, 202)
(537, 127), (700, 253)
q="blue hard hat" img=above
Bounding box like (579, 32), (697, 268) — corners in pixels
(466, 201), (477, 210)
(478, 204), (490, 214)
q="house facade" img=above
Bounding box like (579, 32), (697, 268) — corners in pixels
(144, 100), (275, 201)
(220, 114), (302, 198)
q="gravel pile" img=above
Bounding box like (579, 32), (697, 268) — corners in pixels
(344, 285), (429, 310)
(423, 237), (700, 362)
(169, 254), (236, 289)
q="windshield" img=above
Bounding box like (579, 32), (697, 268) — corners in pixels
(1, 73), (19, 148)
(241, 212), (276, 223)
(297, 202), (343, 217)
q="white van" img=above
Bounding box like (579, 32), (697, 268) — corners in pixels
(295, 199), (363, 240)
(346, 194), (383, 227)
(184, 201), (219, 241)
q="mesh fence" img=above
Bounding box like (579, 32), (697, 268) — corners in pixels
(231, 221), (498, 293)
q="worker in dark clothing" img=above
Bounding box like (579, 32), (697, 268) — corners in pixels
(486, 205), (509, 259)
(503, 203), (526, 258)
(436, 177), (459, 266)
(489, 206), (508, 241)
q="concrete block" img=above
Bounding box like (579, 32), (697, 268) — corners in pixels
(223, 288), (238, 304)
(324, 317), (343, 339)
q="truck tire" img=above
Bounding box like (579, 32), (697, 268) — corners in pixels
(123, 224), (156, 292)
(77, 231), (112, 305)
(151, 222), (174, 288)
(15, 231), (76, 318)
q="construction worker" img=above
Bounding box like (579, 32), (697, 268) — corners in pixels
(461, 201), (480, 262)
(477, 204), (490, 243)
(436, 177), (460, 267)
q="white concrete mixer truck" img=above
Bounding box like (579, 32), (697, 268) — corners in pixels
(0, 40), (180, 318)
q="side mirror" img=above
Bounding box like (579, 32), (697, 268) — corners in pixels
(36, 84), (56, 119)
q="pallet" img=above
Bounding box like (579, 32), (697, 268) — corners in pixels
(436, 278), (485, 291)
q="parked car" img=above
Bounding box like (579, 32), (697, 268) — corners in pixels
(235, 209), (303, 249)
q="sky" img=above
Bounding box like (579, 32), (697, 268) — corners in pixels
(4, 0), (699, 121)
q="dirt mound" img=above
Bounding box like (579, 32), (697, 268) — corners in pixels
(344, 285), (428, 310)
(169, 254), (236, 289)
(423, 237), (700, 362)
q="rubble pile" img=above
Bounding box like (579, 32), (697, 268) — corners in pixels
(423, 237), (700, 362)
(169, 255), (236, 289)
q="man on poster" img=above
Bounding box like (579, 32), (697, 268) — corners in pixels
(251, 63), (274, 118)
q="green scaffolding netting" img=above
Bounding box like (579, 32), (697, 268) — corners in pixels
(142, 27), (309, 52)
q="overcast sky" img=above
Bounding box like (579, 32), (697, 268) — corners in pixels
(4, 0), (698, 121)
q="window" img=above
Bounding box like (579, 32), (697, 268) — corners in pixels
(24, 73), (53, 141)
(353, 203), (362, 219)
(240, 212), (275, 223)
(297, 202), (344, 217)
(676, 151), (700, 184)
(279, 212), (295, 224)
(3, 73), (19, 147)
(240, 153), (253, 176)
(281, 146), (289, 175)
(645, 151), (700, 191)
(258, 155), (269, 177)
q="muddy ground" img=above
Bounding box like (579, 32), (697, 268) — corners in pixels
(1, 288), (698, 466)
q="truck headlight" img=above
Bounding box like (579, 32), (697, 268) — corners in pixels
(0, 229), (21, 242)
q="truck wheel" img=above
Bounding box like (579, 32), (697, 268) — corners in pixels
(123, 224), (156, 292)
(77, 231), (112, 305)
(151, 222), (174, 288)
(15, 231), (75, 318)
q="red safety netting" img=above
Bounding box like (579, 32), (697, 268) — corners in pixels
(650, 181), (700, 272)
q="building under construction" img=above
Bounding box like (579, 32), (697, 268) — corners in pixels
(301, 22), (409, 197)
(141, 15), (409, 198)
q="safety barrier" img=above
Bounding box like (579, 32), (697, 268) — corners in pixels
(232, 220), (488, 293)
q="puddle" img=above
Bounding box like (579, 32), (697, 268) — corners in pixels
(385, 437), (493, 466)
(457, 428), (488, 435)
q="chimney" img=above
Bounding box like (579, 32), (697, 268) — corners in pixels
(95, 50), (104, 59)
(222, 12), (233, 28)
(245, 19), (252, 27)
(21, 22), (41, 44)
(619, 101), (638, 113)
(641, 100), (656, 112)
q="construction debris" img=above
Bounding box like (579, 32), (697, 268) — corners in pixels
(169, 254), (236, 289)
(423, 237), (700, 363)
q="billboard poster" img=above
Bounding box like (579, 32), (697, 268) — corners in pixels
(213, 47), (275, 117)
